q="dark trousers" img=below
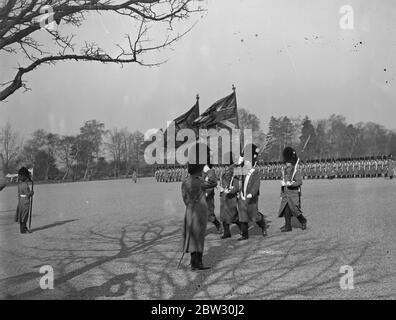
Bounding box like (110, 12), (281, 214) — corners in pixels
(283, 204), (306, 230)
(239, 214), (266, 238)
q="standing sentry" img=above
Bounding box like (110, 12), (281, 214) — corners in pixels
(15, 167), (34, 234)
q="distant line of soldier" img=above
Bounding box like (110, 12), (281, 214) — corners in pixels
(154, 155), (395, 182)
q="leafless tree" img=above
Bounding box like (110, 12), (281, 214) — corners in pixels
(57, 135), (79, 180)
(0, 0), (204, 101)
(105, 127), (124, 177)
(0, 121), (21, 172)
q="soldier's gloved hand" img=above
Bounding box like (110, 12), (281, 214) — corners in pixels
(281, 180), (286, 186)
(285, 181), (292, 186)
(247, 194), (252, 199)
(218, 186), (225, 193)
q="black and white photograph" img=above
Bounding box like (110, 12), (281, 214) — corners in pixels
(1, 0), (396, 307)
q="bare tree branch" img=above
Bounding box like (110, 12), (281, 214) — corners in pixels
(0, 0), (204, 101)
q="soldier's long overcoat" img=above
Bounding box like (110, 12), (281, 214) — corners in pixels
(15, 181), (31, 224)
(237, 168), (262, 223)
(278, 165), (303, 217)
(219, 165), (239, 224)
(182, 174), (217, 253)
(203, 166), (217, 222)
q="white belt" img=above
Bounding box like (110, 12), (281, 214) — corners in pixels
(19, 195), (27, 198)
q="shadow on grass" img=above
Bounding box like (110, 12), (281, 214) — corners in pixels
(3, 216), (395, 300)
(30, 219), (79, 233)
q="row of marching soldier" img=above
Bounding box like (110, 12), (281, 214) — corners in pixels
(155, 156), (396, 183)
(180, 142), (306, 271)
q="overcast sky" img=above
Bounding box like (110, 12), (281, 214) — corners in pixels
(1, 0), (396, 139)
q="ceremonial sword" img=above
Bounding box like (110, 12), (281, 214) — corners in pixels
(291, 135), (311, 181)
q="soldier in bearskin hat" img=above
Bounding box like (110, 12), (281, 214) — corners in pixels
(279, 147), (308, 232)
(181, 142), (217, 271)
(219, 151), (241, 239)
(15, 167), (33, 234)
(236, 143), (267, 241)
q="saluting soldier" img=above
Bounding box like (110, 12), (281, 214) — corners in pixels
(219, 152), (241, 239)
(236, 144), (267, 241)
(181, 143), (217, 271)
(279, 147), (308, 232)
(15, 167), (33, 234)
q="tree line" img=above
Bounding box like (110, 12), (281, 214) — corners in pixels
(1, 111), (396, 181)
(0, 120), (145, 181)
(261, 114), (396, 161)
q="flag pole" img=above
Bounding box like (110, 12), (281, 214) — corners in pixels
(232, 84), (243, 164)
(28, 167), (34, 231)
(232, 84), (239, 129)
(195, 93), (200, 141)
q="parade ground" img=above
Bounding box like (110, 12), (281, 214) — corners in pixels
(1, 178), (395, 300)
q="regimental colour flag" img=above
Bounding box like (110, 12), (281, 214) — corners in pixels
(193, 90), (239, 130)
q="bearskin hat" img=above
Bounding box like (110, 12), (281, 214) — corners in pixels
(18, 167), (31, 180)
(187, 142), (211, 175)
(282, 146), (298, 164)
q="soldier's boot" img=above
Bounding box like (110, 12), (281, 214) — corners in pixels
(20, 223), (26, 234)
(256, 218), (267, 237)
(213, 218), (222, 234)
(281, 210), (292, 232)
(20, 222), (31, 234)
(297, 214), (307, 230)
(190, 252), (199, 271)
(237, 222), (249, 241)
(221, 222), (231, 239)
(192, 252), (210, 271)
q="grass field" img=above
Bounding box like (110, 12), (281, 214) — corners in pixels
(0, 178), (395, 299)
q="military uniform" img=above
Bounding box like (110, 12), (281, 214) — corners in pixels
(279, 147), (307, 232)
(203, 165), (221, 232)
(219, 164), (240, 238)
(182, 172), (217, 270)
(15, 168), (33, 233)
(236, 144), (267, 240)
